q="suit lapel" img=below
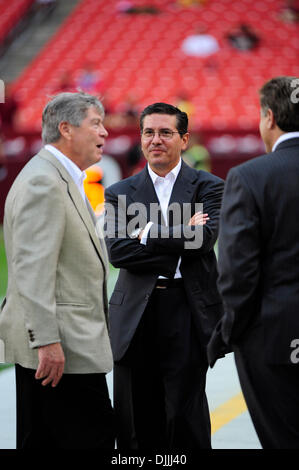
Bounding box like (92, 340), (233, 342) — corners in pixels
(86, 198), (110, 274)
(38, 148), (106, 269)
(168, 161), (199, 225)
(169, 161), (197, 204)
(130, 166), (159, 206)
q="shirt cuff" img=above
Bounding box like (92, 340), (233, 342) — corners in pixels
(140, 222), (154, 245)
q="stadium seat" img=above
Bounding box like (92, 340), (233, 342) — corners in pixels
(11, 0), (299, 131)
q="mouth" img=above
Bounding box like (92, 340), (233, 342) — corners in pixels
(150, 147), (165, 153)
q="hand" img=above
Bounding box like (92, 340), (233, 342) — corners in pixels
(138, 229), (144, 240)
(35, 342), (65, 387)
(207, 320), (232, 368)
(188, 211), (210, 226)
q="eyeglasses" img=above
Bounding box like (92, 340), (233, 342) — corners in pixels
(141, 129), (181, 140)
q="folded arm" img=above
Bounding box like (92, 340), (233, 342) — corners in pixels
(104, 186), (179, 277)
(144, 177), (224, 256)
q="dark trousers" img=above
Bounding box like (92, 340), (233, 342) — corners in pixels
(15, 364), (115, 449)
(114, 284), (211, 450)
(234, 323), (299, 449)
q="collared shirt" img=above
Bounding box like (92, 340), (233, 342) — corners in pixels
(272, 132), (299, 152)
(141, 159), (182, 278)
(147, 159), (182, 224)
(45, 144), (87, 203)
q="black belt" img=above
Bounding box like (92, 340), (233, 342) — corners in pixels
(155, 278), (184, 289)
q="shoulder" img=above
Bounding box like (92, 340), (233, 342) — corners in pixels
(227, 142), (298, 185)
(199, 169), (224, 185)
(181, 161), (224, 188)
(16, 153), (60, 183)
(229, 142), (299, 195)
(228, 152), (270, 183)
(7, 154), (63, 205)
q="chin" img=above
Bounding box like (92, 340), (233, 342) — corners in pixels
(94, 152), (102, 163)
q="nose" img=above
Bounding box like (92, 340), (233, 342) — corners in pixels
(151, 131), (163, 143)
(100, 123), (108, 138)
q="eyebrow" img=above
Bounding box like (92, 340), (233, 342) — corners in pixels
(144, 127), (175, 131)
(91, 118), (102, 124)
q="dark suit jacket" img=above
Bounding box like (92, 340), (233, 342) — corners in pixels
(207, 137), (299, 366)
(104, 160), (224, 362)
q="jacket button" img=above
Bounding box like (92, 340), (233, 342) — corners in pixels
(145, 294), (150, 301)
(28, 330), (35, 342)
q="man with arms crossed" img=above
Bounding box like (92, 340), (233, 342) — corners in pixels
(208, 76), (299, 448)
(0, 92), (115, 449)
(105, 102), (224, 449)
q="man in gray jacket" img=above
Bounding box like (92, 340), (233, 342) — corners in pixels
(0, 92), (115, 449)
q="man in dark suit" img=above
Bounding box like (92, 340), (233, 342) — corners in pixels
(104, 102), (224, 450)
(207, 76), (299, 448)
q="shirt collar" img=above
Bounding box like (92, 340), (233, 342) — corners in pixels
(45, 144), (86, 185)
(272, 132), (299, 152)
(147, 158), (182, 185)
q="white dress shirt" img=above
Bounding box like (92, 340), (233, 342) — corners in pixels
(141, 159), (182, 278)
(272, 132), (299, 152)
(45, 144), (87, 203)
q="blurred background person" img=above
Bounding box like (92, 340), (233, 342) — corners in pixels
(182, 133), (211, 171)
(181, 24), (220, 57)
(225, 23), (260, 51)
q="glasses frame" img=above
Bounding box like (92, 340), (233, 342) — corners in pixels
(141, 129), (182, 140)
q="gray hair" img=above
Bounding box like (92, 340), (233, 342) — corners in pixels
(42, 92), (105, 144)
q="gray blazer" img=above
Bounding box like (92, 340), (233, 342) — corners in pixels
(0, 148), (113, 373)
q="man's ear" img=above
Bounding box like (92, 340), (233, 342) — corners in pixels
(58, 121), (72, 140)
(181, 132), (190, 151)
(266, 108), (276, 130)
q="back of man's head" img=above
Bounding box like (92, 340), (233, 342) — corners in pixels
(259, 76), (299, 132)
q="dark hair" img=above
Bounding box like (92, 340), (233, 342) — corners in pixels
(259, 76), (299, 132)
(140, 102), (188, 136)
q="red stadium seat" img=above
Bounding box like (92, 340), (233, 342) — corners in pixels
(0, 0), (35, 45)
(11, 0), (299, 131)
